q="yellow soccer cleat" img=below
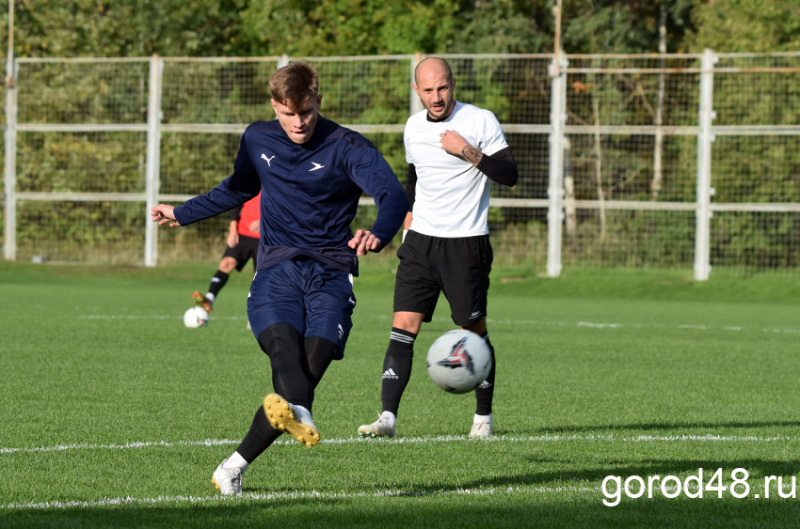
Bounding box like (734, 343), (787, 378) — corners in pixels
(263, 393), (320, 447)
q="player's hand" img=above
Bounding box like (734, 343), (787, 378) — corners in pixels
(249, 220), (260, 234)
(439, 129), (469, 156)
(348, 229), (381, 256)
(151, 205), (181, 227)
(226, 233), (239, 248)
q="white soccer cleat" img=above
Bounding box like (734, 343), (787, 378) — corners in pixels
(469, 418), (494, 438)
(212, 459), (243, 496)
(357, 415), (397, 439)
(263, 393), (320, 447)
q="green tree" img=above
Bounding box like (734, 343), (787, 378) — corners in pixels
(445, 0), (552, 53)
(562, 0), (695, 53)
(9, 0), (247, 58)
(686, 0), (800, 52)
(239, 0), (458, 56)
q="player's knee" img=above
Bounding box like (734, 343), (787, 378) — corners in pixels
(305, 336), (339, 363)
(258, 323), (302, 358)
(462, 318), (487, 336)
(305, 336), (339, 385)
(219, 257), (238, 273)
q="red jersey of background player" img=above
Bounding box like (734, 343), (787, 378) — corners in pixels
(237, 192), (261, 239)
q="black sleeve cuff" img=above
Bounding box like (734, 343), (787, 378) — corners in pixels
(476, 147), (518, 187)
(405, 164), (417, 210)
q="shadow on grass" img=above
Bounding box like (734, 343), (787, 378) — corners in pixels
(5, 420), (800, 529)
(5, 455), (800, 529)
(4, 483), (800, 529)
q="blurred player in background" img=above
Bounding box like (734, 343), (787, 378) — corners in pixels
(358, 57), (518, 440)
(192, 192), (261, 322)
(151, 62), (407, 496)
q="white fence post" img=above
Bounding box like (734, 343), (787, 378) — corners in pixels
(694, 48), (717, 281)
(546, 53), (568, 277)
(144, 55), (163, 267)
(3, 57), (16, 261)
(410, 53), (423, 115)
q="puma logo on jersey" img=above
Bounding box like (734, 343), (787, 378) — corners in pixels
(309, 162), (325, 172)
(261, 153), (275, 166)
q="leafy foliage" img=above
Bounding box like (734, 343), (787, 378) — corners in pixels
(686, 0), (800, 52)
(3, 1), (800, 272)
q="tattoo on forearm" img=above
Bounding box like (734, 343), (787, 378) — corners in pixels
(461, 145), (483, 165)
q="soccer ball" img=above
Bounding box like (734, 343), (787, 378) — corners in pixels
(183, 306), (209, 328)
(426, 329), (491, 394)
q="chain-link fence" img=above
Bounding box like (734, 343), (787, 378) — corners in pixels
(3, 52), (799, 278)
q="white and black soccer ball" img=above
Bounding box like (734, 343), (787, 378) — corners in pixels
(183, 306), (209, 328)
(426, 329), (491, 394)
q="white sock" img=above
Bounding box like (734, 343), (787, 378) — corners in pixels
(473, 413), (492, 424)
(380, 411), (396, 427)
(205, 292), (216, 303)
(223, 451), (249, 472)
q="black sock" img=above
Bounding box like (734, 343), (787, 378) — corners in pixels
(235, 335), (337, 464)
(475, 333), (496, 416)
(236, 405), (282, 462)
(380, 327), (416, 416)
(303, 336), (338, 414)
(208, 270), (229, 298)
(258, 324), (310, 408)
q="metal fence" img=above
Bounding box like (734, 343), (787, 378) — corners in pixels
(3, 52), (800, 278)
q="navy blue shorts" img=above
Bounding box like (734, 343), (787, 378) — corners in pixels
(247, 259), (356, 358)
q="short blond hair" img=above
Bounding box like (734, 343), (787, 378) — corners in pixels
(269, 62), (319, 109)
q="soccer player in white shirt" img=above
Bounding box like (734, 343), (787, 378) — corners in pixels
(358, 57), (518, 439)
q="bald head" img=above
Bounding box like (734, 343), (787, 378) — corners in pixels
(413, 57), (457, 121)
(414, 57), (453, 86)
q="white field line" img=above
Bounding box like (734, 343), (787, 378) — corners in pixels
(0, 484), (597, 511)
(2, 435), (798, 512)
(6, 479), (800, 511)
(492, 319), (800, 335)
(78, 314), (800, 335)
(79, 314), (245, 321)
(2, 432), (797, 456)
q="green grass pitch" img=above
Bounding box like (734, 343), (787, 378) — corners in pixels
(2, 261), (800, 528)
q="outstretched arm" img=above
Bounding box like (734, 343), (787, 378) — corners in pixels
(151, 205), (181, 227)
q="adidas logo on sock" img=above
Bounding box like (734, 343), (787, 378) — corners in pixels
(477, 381), (493, 389)
(382, 368), (399, 380)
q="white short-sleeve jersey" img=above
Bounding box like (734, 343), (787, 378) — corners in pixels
(404, 101), (508, 237)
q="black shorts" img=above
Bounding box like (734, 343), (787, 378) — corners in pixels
(393, 231), (493, 327)
(222, 235), (259, 271)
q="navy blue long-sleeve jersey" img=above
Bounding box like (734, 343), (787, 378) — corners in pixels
(174, 117), (408, 276)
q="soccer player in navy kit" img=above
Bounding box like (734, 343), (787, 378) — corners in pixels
(358, 57), (518, 440)
(152, 62), (407, 495)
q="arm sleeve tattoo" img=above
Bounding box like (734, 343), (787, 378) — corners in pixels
(461, 144), (484, 166)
